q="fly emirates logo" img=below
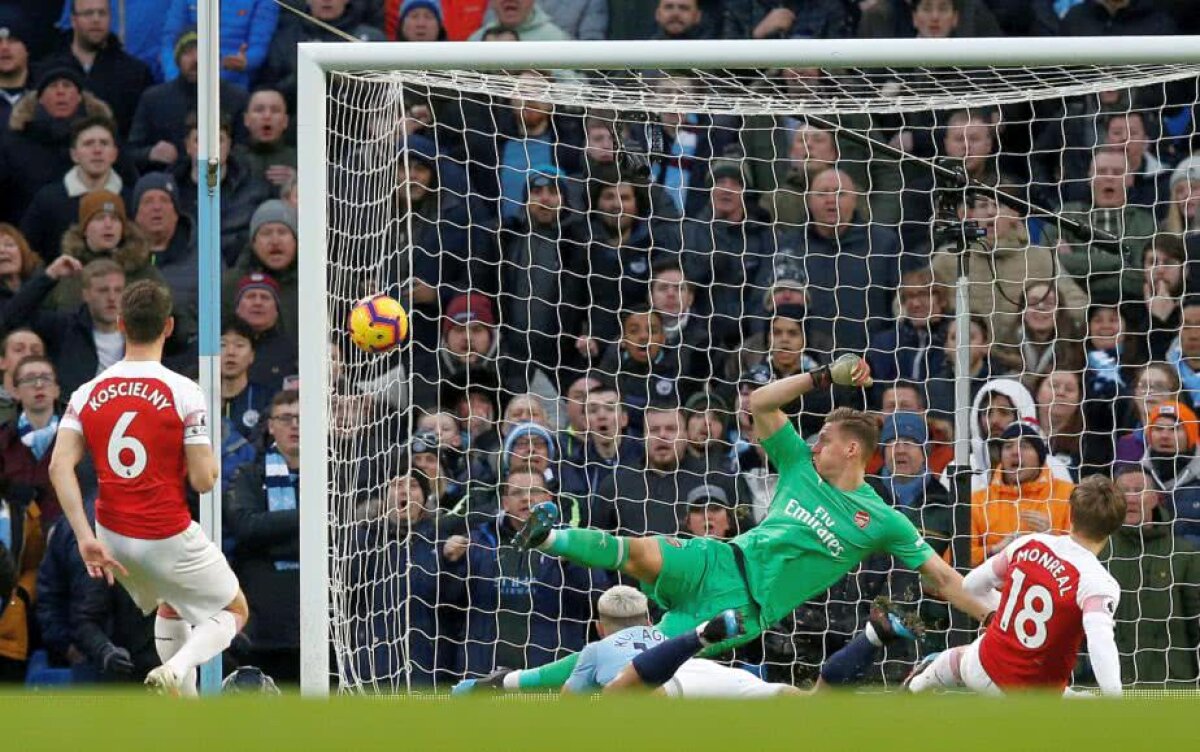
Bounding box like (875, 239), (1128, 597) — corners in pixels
(88, 381), (172, 412)
(783, 500), (844, 557)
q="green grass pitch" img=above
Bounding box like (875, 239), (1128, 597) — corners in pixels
(2, 691), (1196, 751)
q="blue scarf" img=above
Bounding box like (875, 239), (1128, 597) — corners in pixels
(265, 448), (299, 571)
(880, 467), (923, 508)
(18, 413), (59, 461)
(1169, 344), (1200, 407)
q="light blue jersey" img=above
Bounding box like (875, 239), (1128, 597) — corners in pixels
(562, 625), (667, 693)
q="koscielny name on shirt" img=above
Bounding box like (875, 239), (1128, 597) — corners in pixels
(1015, 545), (1075, 597)
(87, 382), (172, 413)
(783, 499), (845, 557)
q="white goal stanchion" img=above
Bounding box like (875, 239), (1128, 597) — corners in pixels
(299, 38), (1200, 697)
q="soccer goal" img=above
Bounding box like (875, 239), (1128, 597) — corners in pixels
(297, 37), (1200, 696)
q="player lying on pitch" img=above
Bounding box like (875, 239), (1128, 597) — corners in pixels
(906, 475), (1126, 697)
(456, 355), (991, 693)
(551, 585), (920, 697)
(48, 281), (249, 696)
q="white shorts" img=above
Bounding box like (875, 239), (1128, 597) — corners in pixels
(98, 521), (239, 626)
(663, 660), (792, 699)
(959, 638), (1003, 697)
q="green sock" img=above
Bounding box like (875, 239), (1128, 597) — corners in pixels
(517, 652), (580, 690)
(542, 528), (630, 570)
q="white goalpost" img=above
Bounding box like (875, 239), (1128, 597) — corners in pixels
(298, 37), (1200, 697)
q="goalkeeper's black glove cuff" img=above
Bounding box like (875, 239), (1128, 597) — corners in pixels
(809, 364), (832, 391)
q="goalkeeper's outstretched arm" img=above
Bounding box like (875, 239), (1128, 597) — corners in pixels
(750, 354), (872, 438)
(918, 553), (994, 623)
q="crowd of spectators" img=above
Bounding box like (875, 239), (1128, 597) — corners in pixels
(0, 0), (1197, 692)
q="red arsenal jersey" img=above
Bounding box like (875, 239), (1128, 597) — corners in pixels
(60, 360), (209, 540)
(977, 534), (1120, 691)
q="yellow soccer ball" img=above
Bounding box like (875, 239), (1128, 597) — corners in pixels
(348, 294), (409, 353)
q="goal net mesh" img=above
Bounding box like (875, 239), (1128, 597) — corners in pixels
(319, 59), (1200, 693)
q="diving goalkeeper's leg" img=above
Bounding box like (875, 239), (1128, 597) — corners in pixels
(817, 597), (923, 689)
(603, 610), (744, 693)
(515, 502), (664, 583)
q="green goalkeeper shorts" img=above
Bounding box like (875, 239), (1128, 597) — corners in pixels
(642, 536), (762, 654)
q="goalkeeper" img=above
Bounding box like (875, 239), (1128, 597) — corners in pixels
(460, 355), (991, 693)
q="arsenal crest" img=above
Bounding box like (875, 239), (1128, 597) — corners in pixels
(854, 510), (870, 529)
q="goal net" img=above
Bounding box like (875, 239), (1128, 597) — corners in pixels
(297, 39), (1200, 695)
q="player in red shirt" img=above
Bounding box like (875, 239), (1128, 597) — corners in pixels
(48, 281), (248, 696)
(906, 475), (1126, 697)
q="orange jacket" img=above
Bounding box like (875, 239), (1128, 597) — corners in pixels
(969, 468), (1073, 566)
(0, 501), (44, 662)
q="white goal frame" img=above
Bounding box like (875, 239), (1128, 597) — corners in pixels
(296, 36), (1200, 697)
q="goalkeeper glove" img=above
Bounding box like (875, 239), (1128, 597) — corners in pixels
(812, 354), (873, 390)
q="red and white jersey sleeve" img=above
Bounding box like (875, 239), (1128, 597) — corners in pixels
(59, 360), (210, 540)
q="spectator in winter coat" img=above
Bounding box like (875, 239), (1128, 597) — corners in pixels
(468, 0), (571, 40)
(260, 0), (385, 108)
(0, 226), (47, 323)
(1061, 0), (1176, 36)
(221, 317), (274, 447)
(649, 259), (717, 390)
(0, 358), (67, 524)
(126, 30), (249, 173)
(49, 190), (164, 313)
(741, 304), (857, 439)
(235, 89), (296, 190)
(779, 168), (900, 355)
(1108, 466), (1200, 686)
(0, 358), (49, 679)
(964, 377), (1075, 491)
(227, 390), (301, 682)
(683, 159), (777, 351)
(0, 67), (116, 225)
(378, 136), (498, 357)
(1139, 401), (1200, 549)
(349, 469), (460, 688)
(159, 0), (278, 88)
(866, 262), (949, 408)
(132, 173), (196, 321)
(499, 167), (591, 380)
(0, 12), (32, 135)
(1042, 149), (1156, 303)
(0, 329), (44, 427)
(582, 167), (682, 352)
(53, 0), (172, 79)
(1141, 234), (1186, 362)
(20, 116), (130, 265)
(596, 307), (686, 425)
(969, 421), (1075, 566)
(232, 273), (297, 391)
(482, 0), (605, 39)
(592, 406), (734, 535)
(1, 258), (130, 395)
(174, 114), (271, 266)
(558, 374), (600, 463)
(559, 381), (643, 501)
(443, 468), (603, 676)
(1115, 361), (1186, 464)
(223, 200), (297, 338)
(36, 0), (153, 136)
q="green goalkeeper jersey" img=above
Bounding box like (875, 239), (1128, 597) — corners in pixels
(732, 421), (935, 627)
